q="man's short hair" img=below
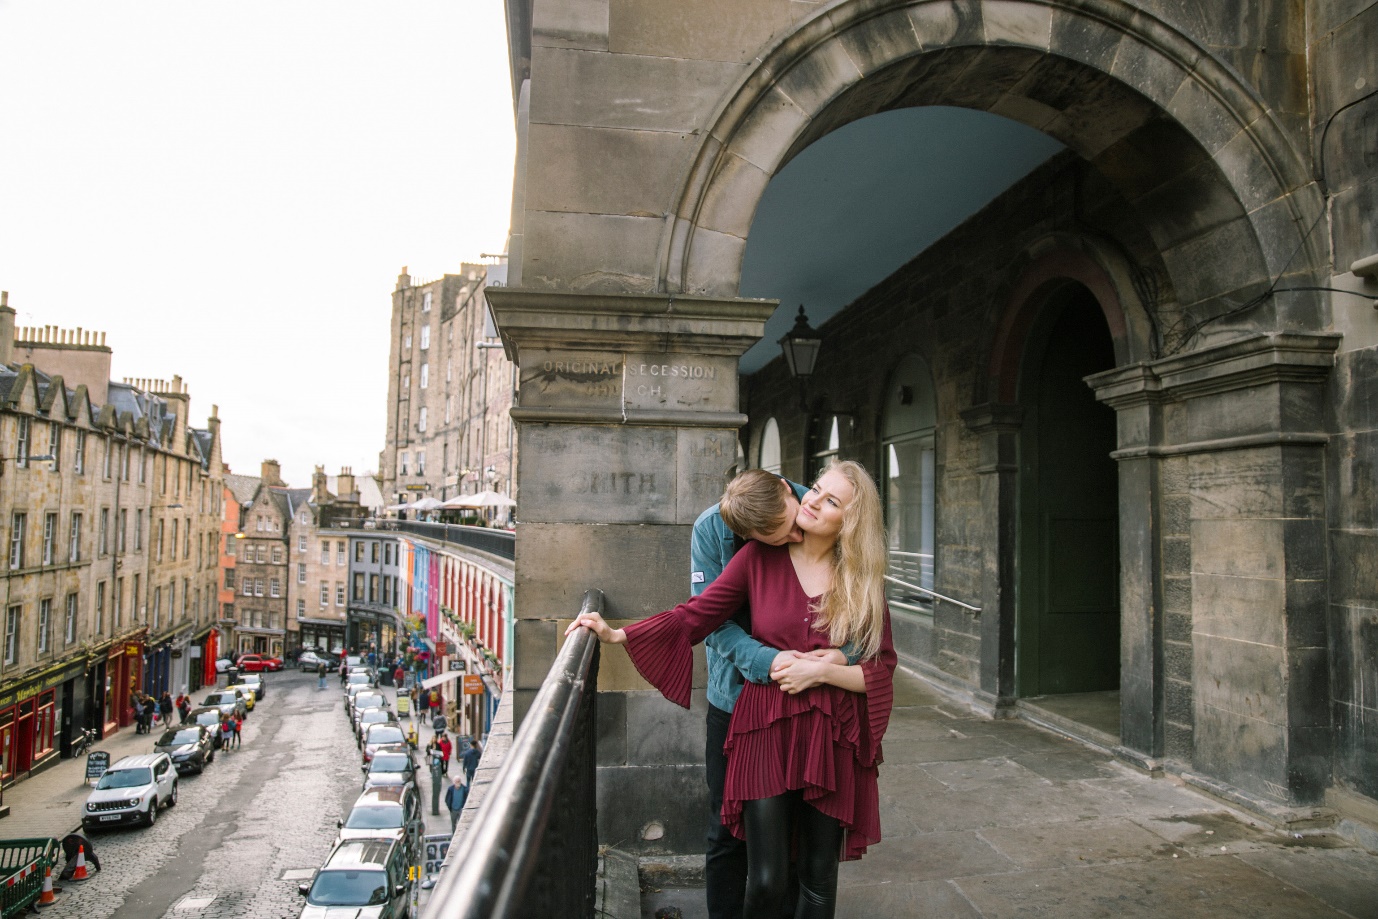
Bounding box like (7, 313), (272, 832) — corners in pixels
(719, 469), (790, 538)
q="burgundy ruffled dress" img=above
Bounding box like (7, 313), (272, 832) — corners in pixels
(623, 541), (896, 861)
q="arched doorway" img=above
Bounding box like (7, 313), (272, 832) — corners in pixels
(1016, 284), (1119, 710)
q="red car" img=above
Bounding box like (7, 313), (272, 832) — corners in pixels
(236, 654), (283, 673)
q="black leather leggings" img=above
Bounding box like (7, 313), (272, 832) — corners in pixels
(741, 791), (844, 919)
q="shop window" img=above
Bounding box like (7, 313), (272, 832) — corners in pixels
(881, 354), (938, 617)
(34, 691), (55, 759)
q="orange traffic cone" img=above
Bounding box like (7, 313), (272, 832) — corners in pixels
(71, 846), (89, 882)
(36, 865), (57, 906)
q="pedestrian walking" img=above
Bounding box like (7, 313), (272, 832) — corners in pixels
(444, 774), (467, 832)
(461, 739), (481, 784)
(438, 733), (453, 775)
(231, 713), (243, 749)
(158, 691), (174, 727)
(317, 660), (328, 689)
(219, 716), (233, 751)
(176, 692), (192, 724)
(394, 663), (404, 687)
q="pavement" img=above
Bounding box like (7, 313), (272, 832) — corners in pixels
(643, 668), (1378, 919)
(0, 669), (459, 919)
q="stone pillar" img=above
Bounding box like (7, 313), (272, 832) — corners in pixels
(1093, 332), (1339, 808)
(485, 286), (775, 854)
(959, 403), (1022, 714)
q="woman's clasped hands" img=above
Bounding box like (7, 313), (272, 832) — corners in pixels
(770, 647), (847, 694)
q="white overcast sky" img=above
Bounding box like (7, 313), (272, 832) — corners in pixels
(0, 1), (516, 486)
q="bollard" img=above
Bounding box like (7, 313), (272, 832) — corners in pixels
(430, 756), (443, 816)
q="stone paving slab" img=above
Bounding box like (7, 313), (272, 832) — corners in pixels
(642, 668), (1378, 919)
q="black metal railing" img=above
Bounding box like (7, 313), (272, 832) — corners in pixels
(423, 590), (602, 918)
(385, 521), (515, 560)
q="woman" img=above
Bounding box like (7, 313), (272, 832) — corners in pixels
(568, 461), (895, 919)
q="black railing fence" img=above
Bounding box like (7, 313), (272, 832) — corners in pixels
(385, 521), (515, 561)
(422, 590), (602, 918)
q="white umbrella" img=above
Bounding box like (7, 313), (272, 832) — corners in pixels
(411, 497), (444, 511)
(468, 489), (516, 508)
(440, 493), (482, 509)
(384, 501), (414, 511)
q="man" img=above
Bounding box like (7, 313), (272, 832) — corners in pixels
(317, 660), (328, 690)
(692, 470), (859, 919)
(444, 773), (467, 832)
(460, 739), (481, 784)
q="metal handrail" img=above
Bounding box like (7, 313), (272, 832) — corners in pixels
(423, 590), (602, 918)
(883, 572), (981, 613)
(385, 521), (515, 560)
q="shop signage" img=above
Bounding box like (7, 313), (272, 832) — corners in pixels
(124, 643), (141, 656)
(406, 484), (427, 491)
(448, 660), (465, 673)
(85, 751), (110, 782)
(0, 659), (87, 710)
(463, 675), (484, 695)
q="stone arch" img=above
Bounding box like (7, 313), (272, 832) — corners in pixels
(664, 0), (1325, 343)
(982, 235), (1142, 404)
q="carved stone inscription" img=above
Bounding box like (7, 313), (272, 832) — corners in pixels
(519, 425), (677, 524)
(519, 350), (623, 409)
(622, 353), (736, 412)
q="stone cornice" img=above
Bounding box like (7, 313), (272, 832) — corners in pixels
(485, 287), (778, 361)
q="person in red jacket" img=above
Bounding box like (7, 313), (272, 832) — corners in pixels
(438, 733), (453, 775)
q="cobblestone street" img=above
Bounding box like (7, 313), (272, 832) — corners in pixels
(22, 670), (424, 919)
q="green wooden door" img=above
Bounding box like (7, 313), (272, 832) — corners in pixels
(1018, 289), (1120, 696)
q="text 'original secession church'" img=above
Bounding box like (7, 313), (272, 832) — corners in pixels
(491, 0), (1378, 851)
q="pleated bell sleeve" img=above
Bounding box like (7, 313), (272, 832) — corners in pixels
(622, 544), (758, 709)
(857, 608), (897, 767)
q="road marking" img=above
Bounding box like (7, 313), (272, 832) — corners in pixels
(174, 895), (215, 909)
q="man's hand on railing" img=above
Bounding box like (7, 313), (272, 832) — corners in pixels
(564, 611), (625, 645)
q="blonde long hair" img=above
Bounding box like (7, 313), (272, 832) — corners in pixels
(812, 460), (888, 660)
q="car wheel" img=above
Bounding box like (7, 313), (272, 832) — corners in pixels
(169, 782), (178, 806)
(146, 800), (158, 826)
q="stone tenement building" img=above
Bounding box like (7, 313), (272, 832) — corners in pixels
(494, 1), (1378, 854)
(0, 294), (225, 782)
(288, 466), (370, 653)
(380, 264), (518, 512)
(229, 460), (295, 658)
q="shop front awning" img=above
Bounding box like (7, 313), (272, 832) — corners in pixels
(420, 670), (466, 690)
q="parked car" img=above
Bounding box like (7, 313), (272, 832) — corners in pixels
(225, 683), (257, 712)
(298, 650), (339, 673)
(153, 724), (216, 774)
(343, 671), (374, 696)
(239, 672), (266, 700)
(361, 748), (418, 792)
(361, 724), (409, 764)
(214, 657), (235, 673)
(187, 706), (226, 741)
(355, 708), (394, 744)
(336, 785), (422, 852)
(236, 654), (283, 673)
(297, 838), (412, 919)
(201, 689), (248, 719)
(349, 691), (388, 724)
(82, 753), (178, 830)
(344, 682), (376, 717)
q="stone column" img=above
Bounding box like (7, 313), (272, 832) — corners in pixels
(1094, 333), (1339, 808)
(485, 286), (775, 854)
(959, 403), (1022, 714)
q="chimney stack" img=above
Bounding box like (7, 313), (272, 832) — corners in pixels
(261, 458), (285, 487)
(0, 292), (14, 367)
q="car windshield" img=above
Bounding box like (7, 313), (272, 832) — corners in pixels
(367, 727), (406, 745)
(192, 710), (218, 724)
(347, 656), (364, 667)
(97, 767), (152, 789)
(370, 754), (410, 773)
(347, 673), (371, 684)
(355, 695), (385, 710)
(158, 728), (202, 746)
(361, 711), (389, 724)
(203, 693), (230, 705)
(308, 869), (389, 906)
(344, 805), (404, 829)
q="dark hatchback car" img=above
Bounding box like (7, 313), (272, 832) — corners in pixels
(154, 724), (216, 774)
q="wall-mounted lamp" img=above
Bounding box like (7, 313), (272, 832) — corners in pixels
(778, 305), (857, 425)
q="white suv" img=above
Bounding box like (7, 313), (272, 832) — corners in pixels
(83, 753), (178, 830)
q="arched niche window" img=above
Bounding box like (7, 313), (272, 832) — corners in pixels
(810, 416), (841, 481)
(757, 418), (782, 475)
(882, 354), (937, 616)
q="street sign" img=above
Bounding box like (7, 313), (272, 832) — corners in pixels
(85, 750), (110, 782)
(463, 675), (484, 695)
(448, 660), (464, 672)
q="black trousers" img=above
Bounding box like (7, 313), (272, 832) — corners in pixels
(742, 791), (844, 919)
(706, 704), (800, 919)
